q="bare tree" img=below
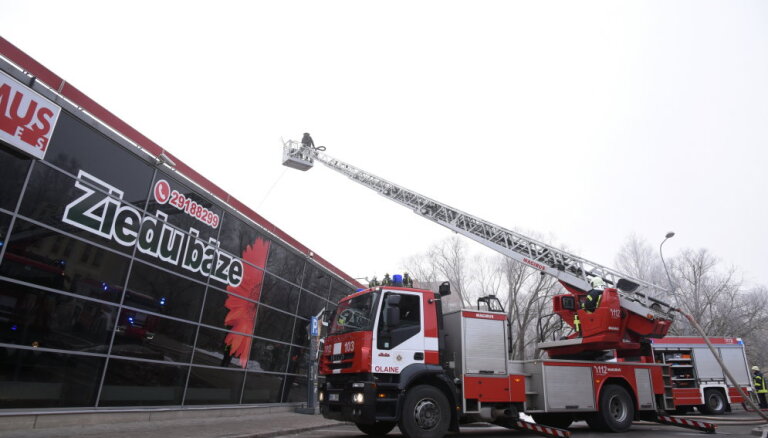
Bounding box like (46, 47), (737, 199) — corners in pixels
(426, 236), (473, 307)
(401, 236), (474, 307)
(614, 235), (768, 365)
(501, 257), (564, 359)
(614, 233), (667, 287)
(467, 253), (503, 306)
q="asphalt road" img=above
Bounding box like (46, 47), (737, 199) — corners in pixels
(275, 418), (761, 438)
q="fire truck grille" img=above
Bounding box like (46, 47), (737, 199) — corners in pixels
(325, 352), (354, 370)
(328, 353), (354, 362)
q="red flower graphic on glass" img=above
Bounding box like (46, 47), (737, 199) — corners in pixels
(224, 238), (270, 368)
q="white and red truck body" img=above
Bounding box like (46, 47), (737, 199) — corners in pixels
(651, 336), (752, 413)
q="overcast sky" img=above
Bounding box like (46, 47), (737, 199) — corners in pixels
(2, 1), (766, 288)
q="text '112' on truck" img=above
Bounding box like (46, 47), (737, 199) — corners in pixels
(282, 139), (752, 437)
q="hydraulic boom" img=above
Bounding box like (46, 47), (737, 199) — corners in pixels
(282, 139), (675, 355)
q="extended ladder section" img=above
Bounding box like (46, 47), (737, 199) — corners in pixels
(282, 140), (675, 322)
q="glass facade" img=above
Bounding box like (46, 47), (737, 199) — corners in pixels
(0, 103), (354, 409)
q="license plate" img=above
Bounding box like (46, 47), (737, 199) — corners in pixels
(329, 393), (339, 402)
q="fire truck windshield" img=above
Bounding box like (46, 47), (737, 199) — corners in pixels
(329, 291), (379, 335)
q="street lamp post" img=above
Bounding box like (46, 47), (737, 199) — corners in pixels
(659, 231), (675, 292)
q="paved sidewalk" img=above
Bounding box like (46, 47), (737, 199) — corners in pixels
(0, 412), (344, 438)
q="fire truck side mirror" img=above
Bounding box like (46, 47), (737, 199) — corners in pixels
(439, 281), (451, 296)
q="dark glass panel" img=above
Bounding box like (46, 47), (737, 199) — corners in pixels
(44, 112), (153, 206)
(253, 306), (295, 343)
(184, 366), (245, 405)
(302, 265), (331, 300)
(0, 280), (116, 352)
(290, 318), (311, 348)
(193, 326), (245, 370)
(0, 212), (11, 251)
(0, 219), (129, 302)
(218, 214), (270, 262)
(201, 287), (258, 335)
(0, 146), (32, 211)
(144, 171), (223, 242)
(0, 348), (104, 408)
(242, 372), (283, 404)
(285, 346), (308, 376)
(281, 376), (307, 403)
(99, 358), (187, 406)
(248, 338), (289, 373)
(18, 164), (137, 255)
(265, 244), (305, 285)
(329, 279), (353, 305)
(259, 274), (300, 314)
(111, 310), (195, 363)
(296, 289), (324, 319)
(125, 261), (205, 323)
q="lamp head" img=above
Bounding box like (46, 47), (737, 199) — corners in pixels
(665, 231), (675, 239)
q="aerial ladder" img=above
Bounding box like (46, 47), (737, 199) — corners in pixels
(282, 139), (677, 359)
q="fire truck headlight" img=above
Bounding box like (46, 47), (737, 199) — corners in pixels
(318, 392), (324, 402)
(352, 392), (365, 404)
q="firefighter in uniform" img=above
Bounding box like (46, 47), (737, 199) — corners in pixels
(382, 273), (392, 286)
(753, 366), (768, 409)
(403, 272), (413, 288)
(583, 276), (605, 313)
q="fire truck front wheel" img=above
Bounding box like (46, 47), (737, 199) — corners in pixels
(355, 421), (397, 436)
(587, 384), (634, 433)
(398, 385), (450, 438)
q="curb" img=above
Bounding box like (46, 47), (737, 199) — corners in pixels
(227, 422), (351, 438)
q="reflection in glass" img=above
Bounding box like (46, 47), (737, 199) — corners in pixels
(111, 310), (195, 364)
(296, 289), (324, 319)
(100, 358), (187, 406)
(0, 219), (129, 302)
(302, 265), (331, 301)
(247, 338), (289, 373)
(0, 281), (117, 352)
(259, 274), (300, 314)
(0, 348), (104, 408)
(44, 112), (154, 206)
(193, 326), (243, 369)
(242, 372), (283, 404)
(281, 376), (307, 403)
(0, 146), (31, 212)
(329, 279), (354, 305)
(265, 244), (305, 285)
(218, 214), (270, 259)
(285, 346), (308, 376)
(126, 261), (205, 323)
(185, 366), (245, 405)
(253, 306), (295, 343)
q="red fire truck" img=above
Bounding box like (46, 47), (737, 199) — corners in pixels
(283, 141), (719, 437)
(651, 336), (752, 415)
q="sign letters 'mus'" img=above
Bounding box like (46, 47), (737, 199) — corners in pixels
(0, 70), (61, 159)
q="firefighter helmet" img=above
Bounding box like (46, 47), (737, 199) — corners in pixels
(753, 366), (761, 371)
(589, 276), (605, 289)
